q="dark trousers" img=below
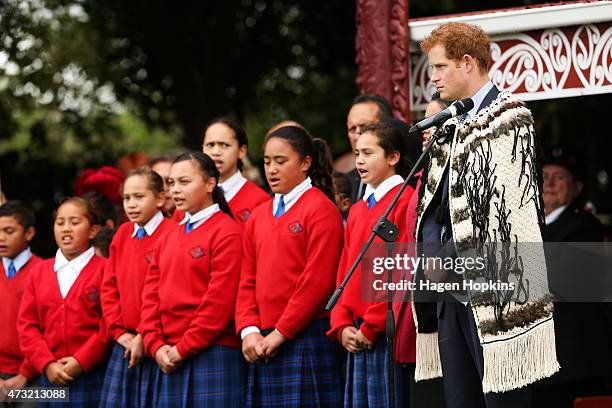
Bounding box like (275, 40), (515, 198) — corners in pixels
(437, 301), (532, 408)
(399, 364), (446, 408)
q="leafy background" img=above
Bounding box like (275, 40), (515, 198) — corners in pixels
(1, 0), (608, 255)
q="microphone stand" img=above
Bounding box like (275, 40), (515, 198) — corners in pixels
(325, 127), (447, 408)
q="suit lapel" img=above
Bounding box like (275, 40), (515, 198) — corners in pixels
(477, 85), (500, 113)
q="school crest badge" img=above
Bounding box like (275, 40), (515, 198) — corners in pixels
(144, 250), (155, 263)
(236, 209), (251, 222)
(288, 221), (304, 235)
(189, 246), (205, 259)
(84, 287), (100, 303)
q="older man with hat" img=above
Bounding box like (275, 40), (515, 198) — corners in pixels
(542, 146), (603, 242)
(534, 146), (610, 407)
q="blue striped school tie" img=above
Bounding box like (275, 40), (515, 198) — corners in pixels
(7, 260), (16, 280)
(185, 220), (194, 234)
(136, 227), (146, 240)
(367, 193), (377, 210)
(275, 195), (286, 218)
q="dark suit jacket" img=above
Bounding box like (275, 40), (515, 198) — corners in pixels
(544, 205), (603, 242)
(541, 204), (610, 384)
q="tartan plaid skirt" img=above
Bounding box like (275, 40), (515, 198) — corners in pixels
(344, 335), (403, 408)
(246, 319), (344, 407)
(148, 345), (246, 408)
(38, 362), (106, 408)
(99, 342), (156, 408)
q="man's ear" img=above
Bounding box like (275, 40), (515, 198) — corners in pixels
(463, 54), (477, 73)
(573, 180), (584, 198)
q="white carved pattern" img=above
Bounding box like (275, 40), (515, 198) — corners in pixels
(410, 24), (612, 111)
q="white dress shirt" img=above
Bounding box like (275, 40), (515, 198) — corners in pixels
(2, 247), (33, 278)
(545, 205), (568, 225)
(219, 171), (248, 203)
(465, 80), (495, 120)
(272, 177), (312, 216)
(54, 247), (95, 299)
(362, 174), (404, 204)
(179, 204), (221, 232)
(131, 211), (164, 238)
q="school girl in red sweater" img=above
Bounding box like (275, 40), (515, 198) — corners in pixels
(99, 166), (175, 408)
(18, 197), (111, 407)
(139, 152), (245, 407)
(203, 117), (270, 223)
(328, 118), (418, 407)
(235, 126), (344, 407)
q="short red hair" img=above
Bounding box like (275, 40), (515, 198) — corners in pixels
(421, 22), (491, 73)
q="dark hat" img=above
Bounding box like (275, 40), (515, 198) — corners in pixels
(542, 146), (582, 180)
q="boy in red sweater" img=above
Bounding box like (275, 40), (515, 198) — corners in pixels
(0, 201), (41, 400)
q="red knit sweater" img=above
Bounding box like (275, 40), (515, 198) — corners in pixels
(101, 218), (175, 341)
(0, 254), (42, 378)
(139, 211), (243, 359)
(18, 256), (111, 374)
(171, 181), (269, 225)
(235, 188), (344, 340)
(229, 180), (271, 224)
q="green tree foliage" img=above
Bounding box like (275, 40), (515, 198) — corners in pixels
(0, 0), (556, 256)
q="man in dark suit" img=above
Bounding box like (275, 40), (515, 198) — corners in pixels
(542, 149), (603, 241)
(534, 148), (611, 408)
(345, 94), (393, 202)
(416, 22), (548, 408)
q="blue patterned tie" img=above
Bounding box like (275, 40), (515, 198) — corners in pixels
(7, 260), (16, 280)
(185, 220), (194, 234)
(275, 196), (286, 218)
(367, 193), (377, 210)
(136, 227), (146, 240)
(458, 113), (468, 124)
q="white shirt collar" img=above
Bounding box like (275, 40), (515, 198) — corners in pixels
(545, 204), (568, 225)
(273, 177), (312, 215)
(54, 247), (95, 298)
(54, 247), (95, 273)
(363, 174), (404, 203)
(131, 211), (164, 238)
(466, 80), (494, 119)
(2, 247), (33, 275)
(218, 171), (248, 203)
(179, 203), (220, 231)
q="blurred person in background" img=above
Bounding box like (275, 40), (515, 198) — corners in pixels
(342, 94), (393, 203)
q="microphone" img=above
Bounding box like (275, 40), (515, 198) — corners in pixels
(409, 98), (474, 134)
